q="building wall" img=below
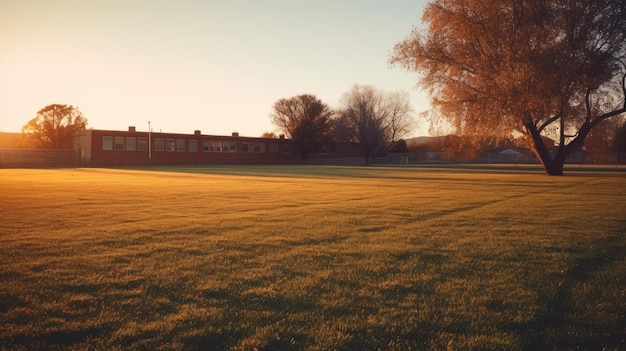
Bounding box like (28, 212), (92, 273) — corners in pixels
(76, 128), (308, 166)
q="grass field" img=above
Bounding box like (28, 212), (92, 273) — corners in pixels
(1, 165), (625, 350)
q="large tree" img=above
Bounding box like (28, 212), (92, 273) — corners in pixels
(336, 84), (414, 165)
(21, 104), (87, 149)
(270, 94), (333, 163)
(391, 0), (626, 175)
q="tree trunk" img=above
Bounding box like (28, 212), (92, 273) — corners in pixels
(361, 145), (374, 166)
(297, 144), (309, 165)
(525, 122), (565, 176)
(299, 151), (308, 165)
(525, 119), (595, 175)
(536, 155), (565, 176)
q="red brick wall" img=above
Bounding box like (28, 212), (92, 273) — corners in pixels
(82, 130), (301, 166)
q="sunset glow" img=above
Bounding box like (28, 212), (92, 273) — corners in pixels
(0, 0), (429, 137)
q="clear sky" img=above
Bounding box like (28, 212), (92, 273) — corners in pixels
(1, 0), (429, 137)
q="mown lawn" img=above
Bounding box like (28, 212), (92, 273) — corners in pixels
(1, 166), (625, 350)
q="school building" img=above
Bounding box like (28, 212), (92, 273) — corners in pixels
(74, 127), (361, 166)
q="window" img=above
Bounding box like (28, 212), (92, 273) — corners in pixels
(155, 138), (164, 151)
(138, 138), (148, 151)
(242, 142), (264, 153)
(282, 144), (292, 154)
(223, 142), (236, 152)
(203, 140), (210, 152)
(209, 141), (221, 152)
(176, 139), (185, 152)
(189, 139), (198, 152)
(126, 137), (137, 151)
(165, 139), (175, 152)
(102, 136), (113, 151)
(269, 143), (279, 152)
(205, 141), (237, 152)
(114, 137), (125, 151)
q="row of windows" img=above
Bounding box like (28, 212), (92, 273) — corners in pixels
(102, 136), (289, 153)
(206, 141), (236, 152)
(103, 136), (149, 151)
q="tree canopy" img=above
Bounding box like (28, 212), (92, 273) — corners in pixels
(270, 94), (333, 163)
(21, 104), (87, 149)
(336, 85), (414, 165)
(391, 0), (626, 175)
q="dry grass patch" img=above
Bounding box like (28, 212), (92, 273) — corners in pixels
(1, 166), (625, 350)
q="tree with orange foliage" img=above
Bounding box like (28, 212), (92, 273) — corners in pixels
(391, 0), (626, 175)
(21, 104), (87, 149)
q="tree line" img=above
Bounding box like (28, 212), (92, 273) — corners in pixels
(270, 84), (415, 165)
(19, 83), (416, 168)
(406, 127), (626, 164)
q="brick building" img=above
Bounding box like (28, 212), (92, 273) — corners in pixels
(74, 127), (360, 166)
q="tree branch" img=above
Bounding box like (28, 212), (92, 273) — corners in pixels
(589, 72), (626, 128)
(585, 88), (592, 124)
(537, 113), (562, 134)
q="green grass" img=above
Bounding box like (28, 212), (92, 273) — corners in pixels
(1, 166), (625, 350)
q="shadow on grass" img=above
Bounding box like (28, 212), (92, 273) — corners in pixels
(180, 333), (230, 351)
(42, 327), (103, 346)
(517, 222), (626, 350)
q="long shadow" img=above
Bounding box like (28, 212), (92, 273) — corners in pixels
(517, 222), (626, 350)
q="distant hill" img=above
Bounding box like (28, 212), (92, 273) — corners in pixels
(0, 132), (21, 148)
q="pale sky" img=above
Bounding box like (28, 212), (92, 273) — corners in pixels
(1, 0), (430, 137)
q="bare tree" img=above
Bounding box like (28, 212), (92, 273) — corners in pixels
(336, 85), (414, 165)
(21, 104), (87, 149)
(270, 94), (333, 163)
(391, 0), (626, 175)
